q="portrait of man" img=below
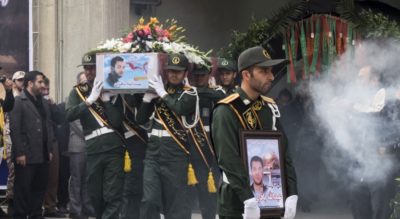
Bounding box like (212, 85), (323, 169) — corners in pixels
(250, 155), (269, 207)
(246, 138), (285, 209)
(106, 56), (125, 87)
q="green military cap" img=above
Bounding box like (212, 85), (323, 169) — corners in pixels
(192, 62), (211, 75)
(78, 52), (96, 67)
(238, 46), (288, 73)
(164, 53), (188, 71)
(217, 58), (236, 71)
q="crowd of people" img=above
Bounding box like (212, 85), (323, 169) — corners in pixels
(0, 46), (298, 219)
(2, 42), (399, 219)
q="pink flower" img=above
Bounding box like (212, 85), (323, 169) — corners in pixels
(123, 32), (134, 43)
(136, 30), (144, 37)
(163, 30), (171, 39)
(143, 26), (151, 36)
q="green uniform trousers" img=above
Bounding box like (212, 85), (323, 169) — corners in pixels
(139, 158), (192, 219)
(138, 131), (193, 219)
(86, 148), (124, 219)
(192, 158), (219, 219)
(121, 137), (146, 219)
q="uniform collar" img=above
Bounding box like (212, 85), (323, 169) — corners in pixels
(166, 83), (184, 94)
(236, 87), (262, 106)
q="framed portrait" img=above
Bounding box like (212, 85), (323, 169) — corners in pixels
(240, 130), (287, 218)
(96, 52), (166, 93)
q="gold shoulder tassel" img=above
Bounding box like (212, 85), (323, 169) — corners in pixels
(207, 170), (217, 193)
(124, 150), (132, 173)
(187, 163), (198, 185)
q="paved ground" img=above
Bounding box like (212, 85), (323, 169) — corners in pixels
(1, 200), (354, 219)
(1, 207), (354, 219)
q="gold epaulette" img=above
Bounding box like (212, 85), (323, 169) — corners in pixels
(183, 85), (192, 91)
(261, 95), (275, 104)
(218, 93), (240, 104)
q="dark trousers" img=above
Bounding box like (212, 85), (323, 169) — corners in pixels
(139, 159), (192, 219)
(192, 159), (219, 219)
(69, 152), (94, 217)
(121, 137), (146, 219)
(58, 153), (70, 209)
(13, 162), (49, 219)
(44, 144), (59, 213)
(86, 149), (124, 219)
(350, 176), (396, 219)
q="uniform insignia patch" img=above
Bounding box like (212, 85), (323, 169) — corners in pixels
(243, 109), (257, 130)
(252, 100), (263, 111)
(167, 87), (176, 94)
(263, 50), (271, 59)
(172, 57), (180, 64)
(84, 55), (92, 62)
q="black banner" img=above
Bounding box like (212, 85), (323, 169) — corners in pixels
(0, 0), (29, 76)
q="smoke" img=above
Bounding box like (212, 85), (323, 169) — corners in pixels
(309, 39), (400, 183)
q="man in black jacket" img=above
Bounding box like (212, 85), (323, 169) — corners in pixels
(10, 71), (55, 219)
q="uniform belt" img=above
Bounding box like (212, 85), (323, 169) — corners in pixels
(124, 131), (136, 139)
(151, 129), (171, 137)
(222, 172), (230, 184)
(85, 127), (114, 141)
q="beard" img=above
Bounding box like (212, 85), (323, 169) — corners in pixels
(254, 179), (263, 186)
(252, 81), (272, 95)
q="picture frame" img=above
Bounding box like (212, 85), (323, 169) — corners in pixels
(96, 52), (167, 93)
(240, 130), (287, 218)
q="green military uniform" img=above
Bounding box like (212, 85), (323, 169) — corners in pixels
(211, 88), (297, 218)
(223, 85), (238, 96)
(66, 83), (125, 219)
(216, 58), (237, 95)
(120, 94), (148, 219)
(137, 82), (197, 219)
(188, 64), (226, 219)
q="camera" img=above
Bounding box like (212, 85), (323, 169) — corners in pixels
(0, 75), (7, 83)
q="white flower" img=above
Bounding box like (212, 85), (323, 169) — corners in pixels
(145, 41), (155, 49)
(118, 43), (132, 53)
(97, 38), (124, 51)
(162, 37), (170, 42)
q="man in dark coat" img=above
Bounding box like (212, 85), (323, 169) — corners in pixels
(10, 71), (55, 219)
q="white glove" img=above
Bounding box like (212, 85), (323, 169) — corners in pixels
(208, 76), (216, 86)
(101, 92), (116, 102)
(243, 198), (260, 219)
(143, 92), (159, 103)
(183, 77), (190, 87)
(284, 195), (298, 219)
(149, 75), (167, 98)
(86, 80), (103, 105)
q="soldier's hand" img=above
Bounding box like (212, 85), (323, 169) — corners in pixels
(16, 155), (26, 167)
(49, 152), (53, 161)
(101, 92), (116, 102)
(284, 195), (298, 219)
(143, 92), (158, 103)
(243, 198), (260, 219)
(149, 75), (167, 98)
(86, 79), (103, 105)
